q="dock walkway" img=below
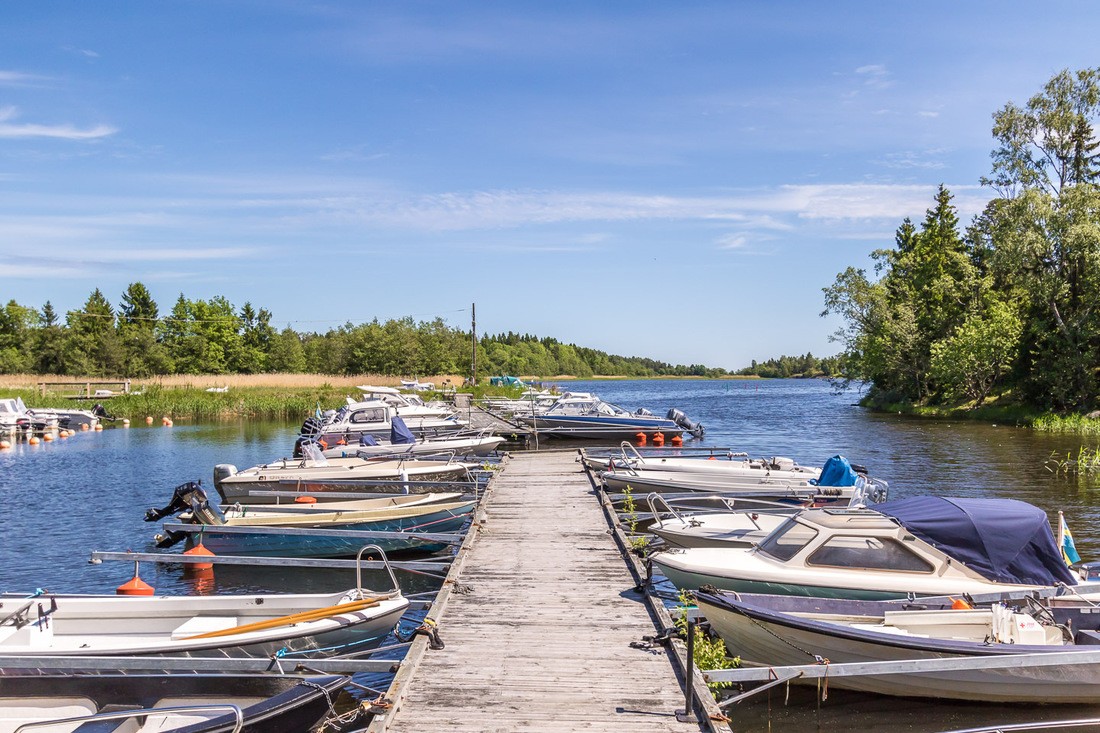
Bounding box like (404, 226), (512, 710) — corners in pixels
(379, 449), (705, 732)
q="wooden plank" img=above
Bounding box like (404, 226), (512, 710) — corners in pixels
(377, 450), (707, 732)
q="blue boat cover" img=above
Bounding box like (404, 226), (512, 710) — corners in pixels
(875, 496), (1077, 587)
(390, 416), (417, 445)
(812, 455), (859, 487)
(359, 434), (379, 446)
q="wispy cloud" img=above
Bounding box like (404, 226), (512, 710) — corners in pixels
(855, 64), (893, 90)
(0, 71), (52, 88)
(0, 106), (116, 140)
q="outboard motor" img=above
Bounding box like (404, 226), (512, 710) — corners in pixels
(91, 403), (116, 421)
(212, 464), (237, 503)
(666, 408), (705, 438)
(145, 480), (221, 525)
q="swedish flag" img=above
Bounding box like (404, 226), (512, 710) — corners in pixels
(1059, 511), (1082, 566)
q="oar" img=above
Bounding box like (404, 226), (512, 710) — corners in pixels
(181, 596), (385, 640)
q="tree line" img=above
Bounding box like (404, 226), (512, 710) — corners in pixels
(823, 68), (1100, 412)
(0, 288), (742, 379)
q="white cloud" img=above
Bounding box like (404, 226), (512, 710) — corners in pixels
(855, 64), (893, 90)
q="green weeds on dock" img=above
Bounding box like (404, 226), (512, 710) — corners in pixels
(620, 485), (650, 552)
(676, 590), (738, 690)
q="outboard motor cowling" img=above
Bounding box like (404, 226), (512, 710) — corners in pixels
(212, 464), (237, 503)
(666, 408), (705, 438)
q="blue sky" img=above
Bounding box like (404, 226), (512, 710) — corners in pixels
(2, 2), (1099, 370)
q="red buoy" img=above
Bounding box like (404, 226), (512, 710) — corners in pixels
(117, 562), (154, 595)
(183, 542), (215, 572)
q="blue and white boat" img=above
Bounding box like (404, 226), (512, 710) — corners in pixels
(515, 393), (703, 440)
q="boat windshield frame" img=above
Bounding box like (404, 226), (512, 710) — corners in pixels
(755, 517), (819, 562)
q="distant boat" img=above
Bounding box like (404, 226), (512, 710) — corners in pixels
(514, 393), (703, 440)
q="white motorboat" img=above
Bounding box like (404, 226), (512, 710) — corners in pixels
(213, 454), (478, 503)
(645, 494), (797, 548)
(0, 584), (408, 658)
(0, 397), (58, 435)
(695, 589), (1100, 703)
(356, 385), (456, 419)
(651, 496), (1080, 599)
(515, 394), (703, 440)
(294, 399), (468, 454)
(319, 415), (504, 458)
(587, 442), (822, 477)
(23, 402), (111, 430)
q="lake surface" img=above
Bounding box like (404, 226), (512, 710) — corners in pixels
(2, 378), (1098, 730)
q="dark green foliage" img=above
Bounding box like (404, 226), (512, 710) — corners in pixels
(0, 286), (737, 378)
(827, 68), (1100, 413)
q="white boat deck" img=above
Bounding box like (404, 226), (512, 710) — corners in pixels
(377, 450), (706, 732)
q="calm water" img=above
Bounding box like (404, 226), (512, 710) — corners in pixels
(3, 379), (1099, 730)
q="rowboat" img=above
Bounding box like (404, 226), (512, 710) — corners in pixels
(695, 589), (1100, 703)
(0, 673), (348, 733)
(0, 584), (408, 658)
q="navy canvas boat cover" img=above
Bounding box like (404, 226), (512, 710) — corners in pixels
(812, 455), (859, 487)
(359, 433), (379, 446)
(390, 416), (417, 445)
(875, 496), (1077, 587)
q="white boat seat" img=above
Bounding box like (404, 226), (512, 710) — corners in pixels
(0, 697), (98, 733)
(169, 616), (238, 640)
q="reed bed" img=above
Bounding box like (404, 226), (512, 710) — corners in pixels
(1032, 413), (1100, 435)
(1, 373), (466, 421)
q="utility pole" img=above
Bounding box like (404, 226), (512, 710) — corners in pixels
(470, 302), (477, 386)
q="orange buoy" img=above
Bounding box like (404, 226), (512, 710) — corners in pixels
(94, 424), (103, 431)
(117, 563), (154, 595)
(294, 495), (318, 504)
(145, 416), (154, 424)
(28, 436), (40, 445)
(652, 431), (664, 444)
(183, 542), (215, 572)
(708, 456), (716, 460)
(43, 433), (54, 442)
(164, 419), (173, 427)
(671, 435), (683, 447)
(634, 432), (647, 446)
(81, 423), (90, 431)
(0, 439), (11, 449)
(951, 597), (973, 610)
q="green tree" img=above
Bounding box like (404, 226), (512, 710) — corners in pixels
(65, 289), (122, 375)
(930, 299), (1023, 406)
(0, 299), (36, 373)
(118, 282), (169, 377)
(33, 301), (66, 374)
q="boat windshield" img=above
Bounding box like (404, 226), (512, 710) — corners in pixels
(756, 517), (819, 562)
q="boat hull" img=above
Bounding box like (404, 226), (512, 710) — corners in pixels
(0, 590), (409, 658)
(184, 502), (475, 557)
(697, 593), (1100, 703)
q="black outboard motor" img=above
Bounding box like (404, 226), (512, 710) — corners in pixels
(667, 408), (705, 438)
(91, 403), (116, 421)
(145, 480), (215, 523)
(293, 416), (324, 457)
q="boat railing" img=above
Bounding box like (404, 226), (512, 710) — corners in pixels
(355, 544), (402, 599)
(15, 704), (244, 733)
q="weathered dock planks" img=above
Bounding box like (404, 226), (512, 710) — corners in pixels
(377, 449), (708, 732)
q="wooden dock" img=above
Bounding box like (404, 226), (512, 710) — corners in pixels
(375, 449), (713, 732)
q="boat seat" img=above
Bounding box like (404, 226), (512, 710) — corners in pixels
(170, 616), (238, 640)
(1, 697), (98, 731)
(1075, 629), (1100, 645)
